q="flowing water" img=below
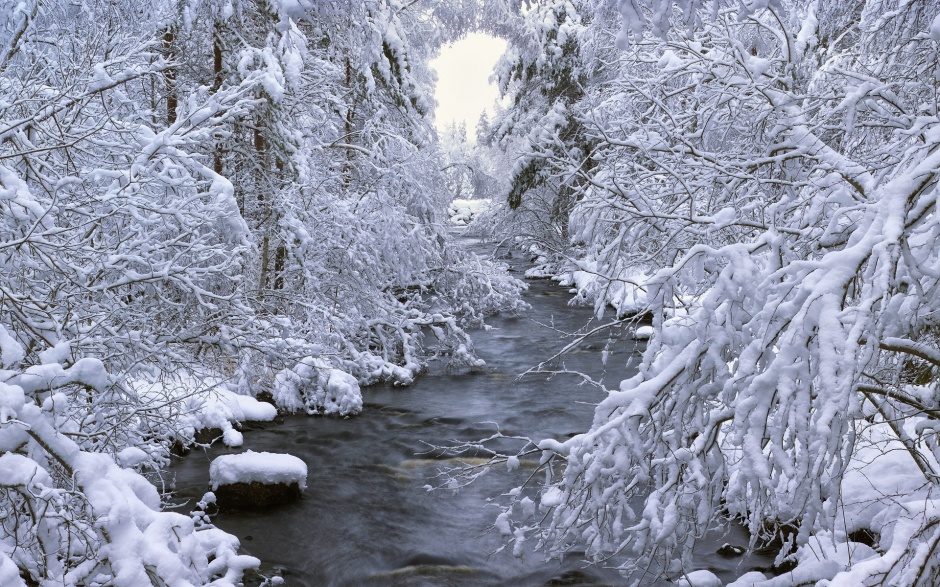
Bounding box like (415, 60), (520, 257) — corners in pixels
(170, 238), (771, 586)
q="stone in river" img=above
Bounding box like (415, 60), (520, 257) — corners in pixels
(209, 450), (307, 509)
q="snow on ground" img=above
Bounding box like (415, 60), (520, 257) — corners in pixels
(709, 390), (940, 585)
(557, 259), (650, 317)
(210, 450), (308, 490)
(448, 198), (491, 225)
(836, 418), (937, 534)
(732, 406), (940, 587)
(522, 249), (651, 318)
(524, 248), (940, 586)
(794, 534), (879, 577)
(705, 392), (940, 585)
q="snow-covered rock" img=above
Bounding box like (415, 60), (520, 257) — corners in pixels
(633, 325), (654, 340)
(725, 571), (767, 587)
(210, 451), (308, 509)
(448, 198), (491, 225)
(210, 450), (308, 491)
(674, 569), (721, 587)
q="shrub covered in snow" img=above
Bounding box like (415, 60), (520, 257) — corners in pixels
(272, 357), (363, 416)
(0, 352), (258, 586)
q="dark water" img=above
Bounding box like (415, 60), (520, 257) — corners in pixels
(170, 238), (769, 586)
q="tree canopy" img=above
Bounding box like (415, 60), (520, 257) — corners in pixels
(479, 0), (940, 585)
(0, 1), (525, 584)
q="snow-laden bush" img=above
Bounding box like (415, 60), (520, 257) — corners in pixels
(273, 357), (362, 416)
(0, 339), (258, 586)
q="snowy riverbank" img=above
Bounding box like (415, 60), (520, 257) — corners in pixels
(519, 246), (940, 586)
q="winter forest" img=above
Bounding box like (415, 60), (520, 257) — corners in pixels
(3, 0), (940, 585)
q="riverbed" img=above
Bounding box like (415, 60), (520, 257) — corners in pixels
(170, 239), (770, 586)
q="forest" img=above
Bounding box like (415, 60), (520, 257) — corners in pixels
(2, 0), (940, 586)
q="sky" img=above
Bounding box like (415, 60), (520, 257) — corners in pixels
(430, 32), (507, 138)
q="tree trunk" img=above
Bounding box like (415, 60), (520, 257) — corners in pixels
(342, 58), (355, 188)
(274, 244), (287, 290)
(163, 27), (177, 125)
(259, 234), (270, 300)
(213, 22), (225, 175)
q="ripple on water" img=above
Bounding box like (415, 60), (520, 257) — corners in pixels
(361, 563), (497, 587)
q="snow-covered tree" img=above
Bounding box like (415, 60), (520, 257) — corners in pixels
(220, 0), (527, 395)
(487, 1), (940, 585)
(472, 0), (619, 269)
(0, 0), (526, 583)
(0, 0), (269, 583)
(439, 120), (503, 205)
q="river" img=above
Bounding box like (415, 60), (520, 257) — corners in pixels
(170, 238), (770, 586)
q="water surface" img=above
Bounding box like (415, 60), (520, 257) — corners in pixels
(171, 238), (768, 586)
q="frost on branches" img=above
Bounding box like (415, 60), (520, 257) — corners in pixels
(1, 1), (263, 582)
(0, 351), (258, 586)
(0, 0), (524, 584)
(487, 0), (940, 586)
